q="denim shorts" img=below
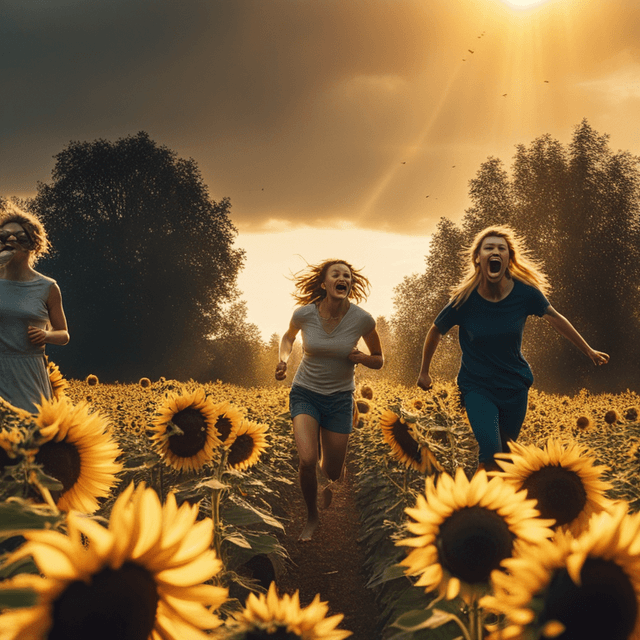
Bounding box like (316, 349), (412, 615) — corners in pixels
(289, 384), (354, 434)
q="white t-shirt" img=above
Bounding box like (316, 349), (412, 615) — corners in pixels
(291, 302), (376, 394)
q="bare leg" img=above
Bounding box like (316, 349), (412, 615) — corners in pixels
(318, 429), (350, 509)
(293, 414), (321, 541)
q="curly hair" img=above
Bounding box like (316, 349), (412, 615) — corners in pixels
(291, 259), (371, 306)
(0, 201), (50, 266)
(450, 225), (550, 308)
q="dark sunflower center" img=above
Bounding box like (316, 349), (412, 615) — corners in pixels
(244, 628), (301, 640)
(35, 440), (81, 493)
(228, 434), (255, 467)
(391, 419), (420, 461)
(215, 415), (233, 442)
(521, 465), (587, 527)
(49, 561), (159, 640)
(541, 558), (638, 640)
(437, 505), (514, 584)
(168, 408), (207, 458)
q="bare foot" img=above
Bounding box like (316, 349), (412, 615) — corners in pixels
(321, 485), (333, 509)
(299, 514), (319, 541)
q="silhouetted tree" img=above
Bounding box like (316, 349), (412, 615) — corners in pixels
(29, 132), (244, 381)
(206, 301), (265, 386)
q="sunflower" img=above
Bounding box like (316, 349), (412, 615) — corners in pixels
(0, 483), (228, 640)
(33, 397), (123, 513)
(211, 400), (244, 445)
(397, 468), (554, 603)
(492, 439), (614, 535)
(226, 420), (269, 471)
(227, 582), (351, 639)
(481, 531), (575, 639)
(45, 358), (68, 400)
(150, 388), (222, 472)
(483, 503), (640, 640)
(379, 409), (442, 474)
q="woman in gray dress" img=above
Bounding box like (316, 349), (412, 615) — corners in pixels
(0, 203), (69, 413)
(275, 259), (383, 540)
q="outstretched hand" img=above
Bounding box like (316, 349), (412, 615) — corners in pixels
(588, 349), (609, 367)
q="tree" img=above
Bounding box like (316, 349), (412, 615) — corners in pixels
(391, 218), (464, 385)
(206, 301), (266, 387)
(29, 132), (245, 381)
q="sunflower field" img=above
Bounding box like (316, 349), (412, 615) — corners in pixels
(1, 371), (640, 639)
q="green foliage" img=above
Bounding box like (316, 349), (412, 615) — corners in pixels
(28, 132), (245, 382)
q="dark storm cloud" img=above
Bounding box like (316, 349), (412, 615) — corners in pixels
(2, 0), (640, 233)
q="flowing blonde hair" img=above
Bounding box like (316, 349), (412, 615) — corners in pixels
(0, 202), (50, 266)
(291, 259), (371, 306)
(450, 225), (550, 308)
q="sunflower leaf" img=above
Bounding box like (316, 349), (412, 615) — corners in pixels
(0, 502), (62, 532)
(224, 533), (252, 549)
(222, 498), (285, 531)
(391, 609), (434, 631)
(366, 562), (407, 588)
(198, 478), (230, 491)
(0, 588), (39, 609)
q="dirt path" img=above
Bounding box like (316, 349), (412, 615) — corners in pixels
(276, 453), (382, 639)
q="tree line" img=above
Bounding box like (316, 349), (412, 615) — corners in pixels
(5, 121), (638, 391)
(388, 119), (640, 394)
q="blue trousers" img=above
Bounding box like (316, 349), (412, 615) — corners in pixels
(462, 388), (529, 464)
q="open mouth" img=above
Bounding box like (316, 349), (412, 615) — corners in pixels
(336, 283), (348, 293)
(489, 259), (502, 274)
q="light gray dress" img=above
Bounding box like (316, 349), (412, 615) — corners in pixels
(0, 274), (54, 412)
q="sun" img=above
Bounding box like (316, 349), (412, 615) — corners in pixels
(499, 0), (553, 8)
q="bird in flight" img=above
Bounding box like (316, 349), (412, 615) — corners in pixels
(502, 93), (507, 97)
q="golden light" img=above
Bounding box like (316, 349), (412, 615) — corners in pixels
(500, 0), (553, 8)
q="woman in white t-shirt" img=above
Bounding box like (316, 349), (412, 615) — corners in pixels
(276, 259), (383, 540)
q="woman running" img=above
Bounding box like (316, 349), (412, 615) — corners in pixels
(0, 203), (69, 413)
(417, 225), (608, 470)
(276, 259), (383, 540)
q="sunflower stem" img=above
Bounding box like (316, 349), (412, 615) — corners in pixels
(468, 599), (484, 640)
(211, 448), (229, 572)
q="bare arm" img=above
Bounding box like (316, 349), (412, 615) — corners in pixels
(28, 283), (70, 347)
(348, 328), (383, 370)
(543, 305), (609, 366)
(417, 323), (442, 390)
(275, 319), (300, 380)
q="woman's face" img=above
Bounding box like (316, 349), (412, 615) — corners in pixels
(322, 263), (352, 300)
(0, 222), (33, 261)
(476, 235), (509, 283)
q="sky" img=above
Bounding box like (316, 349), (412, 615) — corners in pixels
(2, 0), (640, 338)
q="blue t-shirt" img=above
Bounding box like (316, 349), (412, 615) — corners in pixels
(434, 279), (550, 394)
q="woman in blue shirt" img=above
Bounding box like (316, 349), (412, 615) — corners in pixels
(417, 226), (609, 471)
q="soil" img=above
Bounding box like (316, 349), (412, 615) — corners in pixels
(275, 451), (382, 640)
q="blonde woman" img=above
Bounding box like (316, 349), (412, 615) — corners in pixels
(0, 203), (69, 412)
(276, 259), (383, 540)
(417, 226), (608, 471)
